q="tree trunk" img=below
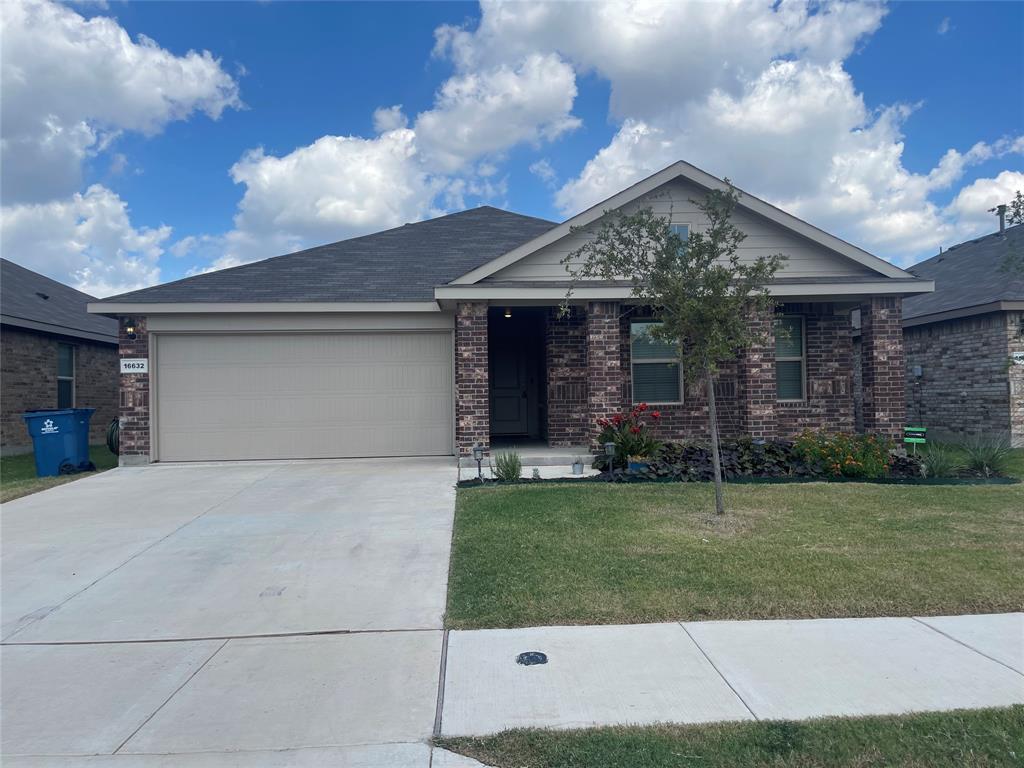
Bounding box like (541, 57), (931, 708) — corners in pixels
(706, 369), (725, 515)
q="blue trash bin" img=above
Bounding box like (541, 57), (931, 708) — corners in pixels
(22, 408), (94, 477)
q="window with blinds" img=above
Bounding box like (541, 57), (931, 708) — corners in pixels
(775, 316), (805, 401)
(57, 343), (75, 409)
(630, 321), (682, 403)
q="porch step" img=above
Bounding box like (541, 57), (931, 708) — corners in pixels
(458, 445), (595, 468)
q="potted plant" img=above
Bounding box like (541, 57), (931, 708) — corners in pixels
(571, 456), (585, 475)
(627, 454), (651, 472)
(595, 404), (662, 472)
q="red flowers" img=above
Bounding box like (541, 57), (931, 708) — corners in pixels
(611, 413), (624, 425)
(629, 426), (641, 434)
(651, 410), (661, 420)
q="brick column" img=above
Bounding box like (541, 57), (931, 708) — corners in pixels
(455, 302), (489, 456)
(118, 316), (150, 465)
(738, 308), (777, 438)
(546, 307), (589, 446)
(860, 296), (905, 438)
(586, 302), (623, 443)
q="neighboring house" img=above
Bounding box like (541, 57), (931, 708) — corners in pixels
(900, 223), (1024, 447)
(88, 162), (932, 465)
(1, 259), (119, 454)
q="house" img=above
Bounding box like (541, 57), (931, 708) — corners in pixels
(900, 222), (1024, 447)
(88, 162), (932, 465)
(1, 258), (119, 454)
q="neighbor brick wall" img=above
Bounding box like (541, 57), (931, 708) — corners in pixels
(546, 307), (589, 445)
(904, 310), (1021, 446)
(455, 302), (489, 455)
(118, 317), (151, 463)
(775, 305), (855, 436)
(1, 325), (117, 454)
(860, 296), (905, 438)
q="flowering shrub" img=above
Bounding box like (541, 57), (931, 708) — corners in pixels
(793, 430), (892, 479)
(595, 404), (662, 469)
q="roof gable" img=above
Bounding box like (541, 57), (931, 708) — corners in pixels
(450, 161), (912, 285)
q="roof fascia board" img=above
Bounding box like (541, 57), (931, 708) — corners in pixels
(902, 300), (1024, 327)
(435, 279), (934, 301)
(87, 301), (442, 316)
(451, 160), (911, 285)
(0, 315), (117, 344)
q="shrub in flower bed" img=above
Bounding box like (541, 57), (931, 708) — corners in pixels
(792, 430), (893, 479)
(594, 404), (662, 470)
(617, 432), (925, 483)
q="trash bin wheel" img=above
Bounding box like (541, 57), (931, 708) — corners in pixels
(79, 461), (97, 472)
(58, 462), (78, 475)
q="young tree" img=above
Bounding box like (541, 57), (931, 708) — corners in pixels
(993, 190), (1024, 273)
(562, 184), (786, 514)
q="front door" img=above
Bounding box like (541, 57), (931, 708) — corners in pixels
(490, 344), (529, 435)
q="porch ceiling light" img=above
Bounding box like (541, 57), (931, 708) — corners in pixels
(504, 307), (512, 318)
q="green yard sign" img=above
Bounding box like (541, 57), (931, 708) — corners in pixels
(904, 426), (927, 445)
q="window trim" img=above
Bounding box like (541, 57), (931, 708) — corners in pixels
(775, 315), (806, 403)
(57, 343), (75, 409)
(629, 320), (684, 405)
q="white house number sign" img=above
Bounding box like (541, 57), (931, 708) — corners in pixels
(120, 358), (149, 374)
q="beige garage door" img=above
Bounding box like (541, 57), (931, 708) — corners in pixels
(155, 332), (453, 461)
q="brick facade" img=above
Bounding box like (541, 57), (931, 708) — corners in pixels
(904, 310), (1023, 447)
(1, 325), (117, 455)
(860, 296), (905, 438)
(737, 307), (777, 438)
(775, 305), (856, 436)
(586, 302), (624, 444)
(455, 302), (489, 455)
(118, 317), (151, 464)
(546, 307), (589, 445)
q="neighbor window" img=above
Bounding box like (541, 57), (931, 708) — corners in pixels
(630, 321), (682, 403)
(57, 343), (75, 409)
(670, 224), (689, 254)
(775, 316), (805, 401)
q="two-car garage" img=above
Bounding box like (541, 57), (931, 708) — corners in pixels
(151, 326), (453, 462)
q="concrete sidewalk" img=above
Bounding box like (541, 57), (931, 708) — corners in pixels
(440, 613), (1024, 736)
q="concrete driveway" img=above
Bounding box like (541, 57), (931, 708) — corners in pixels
(1, 458), (460, 767)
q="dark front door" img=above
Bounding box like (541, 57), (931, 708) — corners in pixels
(490, 344), (529, 435)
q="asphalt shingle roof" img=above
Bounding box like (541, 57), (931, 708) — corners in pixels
(1, 259), (117, 343)
(99, 207), (558, 305)
(904, 225), (1024, 321)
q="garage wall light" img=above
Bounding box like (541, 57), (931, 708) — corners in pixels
(123, 320), (137, 340)
(504, 307), (512, 319)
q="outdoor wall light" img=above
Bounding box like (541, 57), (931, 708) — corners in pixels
(124, 320), (137, 340)
(504, 307), (512, 318)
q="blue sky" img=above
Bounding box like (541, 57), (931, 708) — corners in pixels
(2, 0), (1022, 296)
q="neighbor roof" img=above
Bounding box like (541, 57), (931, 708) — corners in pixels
(96, 207), (557, 305)
(1, 259), (117, 344)
(903, 225), (1024, 325)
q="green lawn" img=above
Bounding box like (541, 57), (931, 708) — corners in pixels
(446, 479), (1024, 629)
(0, 445), (118, 504)
(437, 706), (1024, 768)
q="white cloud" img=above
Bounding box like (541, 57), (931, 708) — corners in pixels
(432, 0), (1021, 265)
(212, 52), (579, 272)
(529, 158), (557, 186)
(946, 171), (1024, 232)
(223, 128), (442, 264)
(373, 105), (408, 133)
(0, 184), (169, 296)
(414, 53), (579, 173)
(0, 0), (241, 204)
(937, 17), (952, 35)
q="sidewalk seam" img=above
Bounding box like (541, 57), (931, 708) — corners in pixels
(112, 637), (230, 755)
(679, 623), (760, 721)
(433, 629), (450, 739)
(911, 617), (1024, 677)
